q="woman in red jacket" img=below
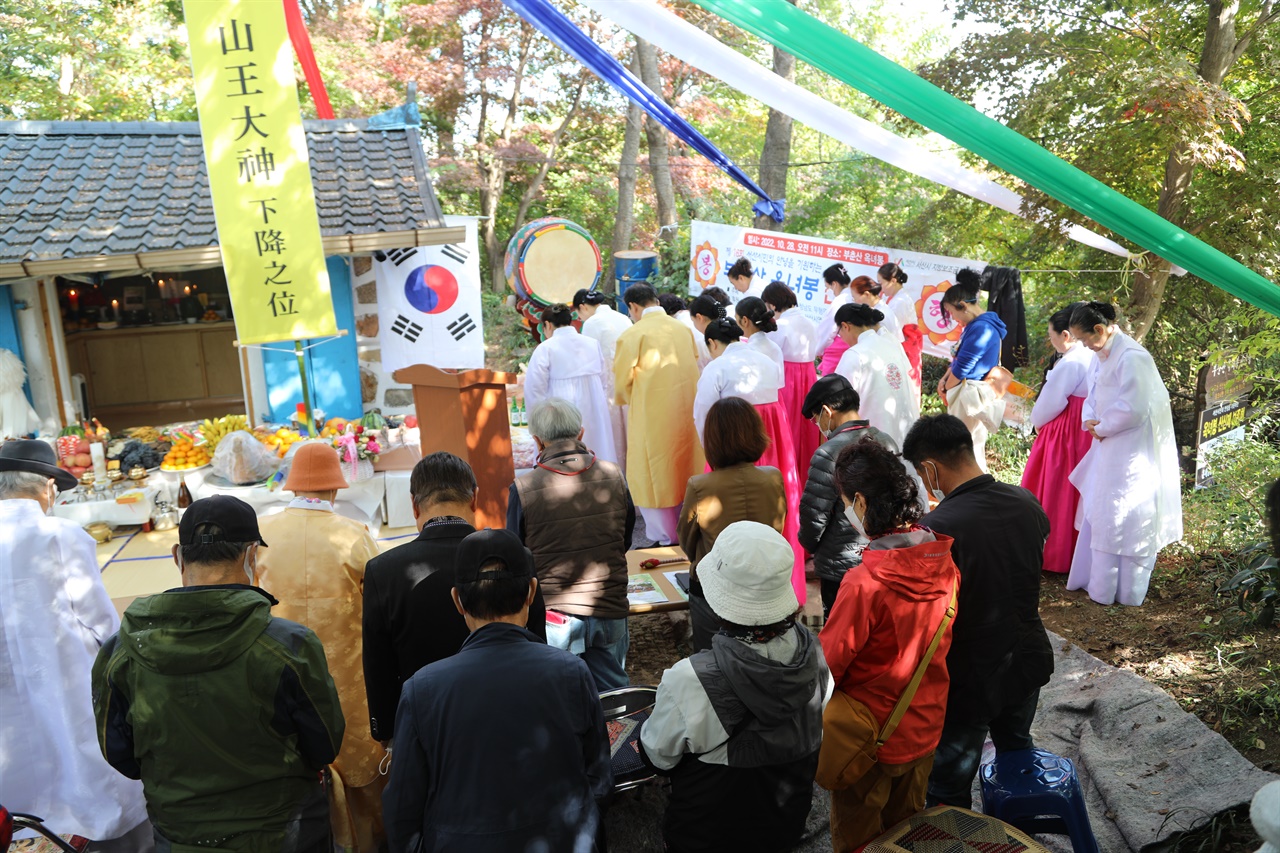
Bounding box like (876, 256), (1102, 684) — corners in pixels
(819, 437), (961, 851)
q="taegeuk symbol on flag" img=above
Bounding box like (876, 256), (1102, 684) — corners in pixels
(374, 218), (484, 372)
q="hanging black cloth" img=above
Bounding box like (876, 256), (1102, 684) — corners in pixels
(982, 265), (1029, 368)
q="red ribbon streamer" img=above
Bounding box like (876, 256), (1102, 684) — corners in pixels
(282, 0), (335, 119)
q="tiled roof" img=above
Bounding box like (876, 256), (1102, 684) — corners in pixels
(0, 119), (446, 271)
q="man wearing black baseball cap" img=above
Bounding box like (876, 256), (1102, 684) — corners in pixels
(383, 528), (612, 853)
(798, 375), (926, 616)
(92, 495), (346, 853)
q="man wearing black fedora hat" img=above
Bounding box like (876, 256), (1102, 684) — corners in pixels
(0, 439), (152, 850)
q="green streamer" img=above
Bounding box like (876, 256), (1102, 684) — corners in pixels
(691, 0), (1280, 317)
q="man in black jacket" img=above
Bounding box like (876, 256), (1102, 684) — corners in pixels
(362, 452), (546, 742)
(902, 414), (1053, 808)
(797, 374), (909, 616)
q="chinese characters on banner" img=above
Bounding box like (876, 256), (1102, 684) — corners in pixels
(688, 220), (983, 359)
(183, 0), (338, 345)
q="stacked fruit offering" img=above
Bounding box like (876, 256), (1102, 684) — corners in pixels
(161, 440), (212, 471)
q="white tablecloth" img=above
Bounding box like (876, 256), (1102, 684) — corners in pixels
(53, 485), (160, 527)
(157, 469), (387, 534)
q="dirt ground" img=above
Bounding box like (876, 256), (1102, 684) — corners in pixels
(623, 553), (1279, 851)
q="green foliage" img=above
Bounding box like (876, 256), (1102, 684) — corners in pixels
(0, 0), (195, 120)
(480, 290), (534, 373)
(1219, 543), (1280, 627)
(1182, 423), (1280, 553)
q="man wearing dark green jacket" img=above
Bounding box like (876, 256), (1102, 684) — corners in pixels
(93, 496), (345, 853)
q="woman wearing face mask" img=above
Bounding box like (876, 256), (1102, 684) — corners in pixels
(736, 296), (785, 385)
(1020, 303), (1094, 574)
(797, 375), (927, 617)
(818, 437), (959, 851)
(833, 303), (920, 449)
(879, 262), (923, 397)
(694, 318), (805, 603)
(763, 281), (821, 481)
(1066, 301), (1182, 606)
(815, 265), (856, 376)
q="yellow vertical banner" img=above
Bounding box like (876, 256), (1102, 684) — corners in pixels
(183, 0), (337, 345)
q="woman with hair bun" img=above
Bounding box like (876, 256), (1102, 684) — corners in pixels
(575, 288), (632, 466)
(815, 264), (855, 376)
(694, 317), (806, 603)
(936, 270), (1007, 472)
(763, 281), (821, 479)
(523, 303), (618, 463)
(726, 258), (764, 304)
(736, 296), (785, 383)
(1066, 301), (1181, 606)
(833, 303), (919, 448)
(879, 263), (923, 396)
(1020, 303), (1095, 574)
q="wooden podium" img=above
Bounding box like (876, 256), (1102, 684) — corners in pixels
(391, 365), (518, 530)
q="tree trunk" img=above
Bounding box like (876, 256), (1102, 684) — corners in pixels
(753, 0), (796, 231)
(477, 24), (533, 293)
(635, 38), (677, 244)
(608, 48), (644, 292)
(1127, 0), (1252, 339)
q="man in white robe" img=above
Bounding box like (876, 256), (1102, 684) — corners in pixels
(0, 440), (151, 850)
(525, 307), (618, 465)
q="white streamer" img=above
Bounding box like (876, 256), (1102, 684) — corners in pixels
(579, 0), (1135, 260)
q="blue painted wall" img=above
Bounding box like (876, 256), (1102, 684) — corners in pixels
(262, 256), (363, 424)
(0, 286), (33, 404)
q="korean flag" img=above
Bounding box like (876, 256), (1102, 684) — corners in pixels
(375, 216), (485, 372)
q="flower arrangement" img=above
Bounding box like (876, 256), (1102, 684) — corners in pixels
(332, 424), (382, 480)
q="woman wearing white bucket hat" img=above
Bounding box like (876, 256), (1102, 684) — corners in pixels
(639, 521), (832, 853)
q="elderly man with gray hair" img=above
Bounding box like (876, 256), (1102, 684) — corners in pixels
(507, 397), (636, 690)
(0, 440), (152, 851)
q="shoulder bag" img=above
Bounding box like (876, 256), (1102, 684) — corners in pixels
(815, 583), (958, 791)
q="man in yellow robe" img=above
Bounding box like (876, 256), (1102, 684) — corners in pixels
(614, 283), (705, 545)
(255, 442), (384, 853)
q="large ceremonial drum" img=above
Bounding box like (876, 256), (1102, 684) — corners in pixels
(504, 217), (602, 307)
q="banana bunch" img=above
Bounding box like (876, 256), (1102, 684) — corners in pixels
(200, 414), (249, 450)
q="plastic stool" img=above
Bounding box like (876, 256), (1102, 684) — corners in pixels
(980, 747), (1100, 853)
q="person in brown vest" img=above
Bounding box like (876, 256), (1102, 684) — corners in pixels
(507, 397), (635, 690)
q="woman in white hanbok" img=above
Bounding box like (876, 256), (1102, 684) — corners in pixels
(815, 264), (855, 375)
(525, 303), (618, 464)
(574, 289), (632, 467)
(833, 303), (920, 449)
(736, 296), (786, 386)
(1066, 302), (1182, 606)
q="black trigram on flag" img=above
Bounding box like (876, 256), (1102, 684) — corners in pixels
(447, 313), (477, 341)
(392, 314), (423, 342)
(386, 248), (417, 267)
(441, 243), (469, 264)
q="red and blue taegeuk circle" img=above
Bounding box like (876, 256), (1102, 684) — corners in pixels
(404, 264), (458, 315)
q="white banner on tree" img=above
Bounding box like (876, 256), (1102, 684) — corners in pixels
(688, 219), (984, 359)
(375, 216), (484, 372)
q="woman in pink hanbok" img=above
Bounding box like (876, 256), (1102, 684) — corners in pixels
(1020, 303), (1094, 573)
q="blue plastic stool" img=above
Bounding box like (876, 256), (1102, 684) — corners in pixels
(979, 747), (1100, 853)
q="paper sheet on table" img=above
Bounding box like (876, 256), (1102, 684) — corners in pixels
(627, 573), (668, 605)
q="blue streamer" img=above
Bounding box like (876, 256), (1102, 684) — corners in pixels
(501, 0), (784, 222)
